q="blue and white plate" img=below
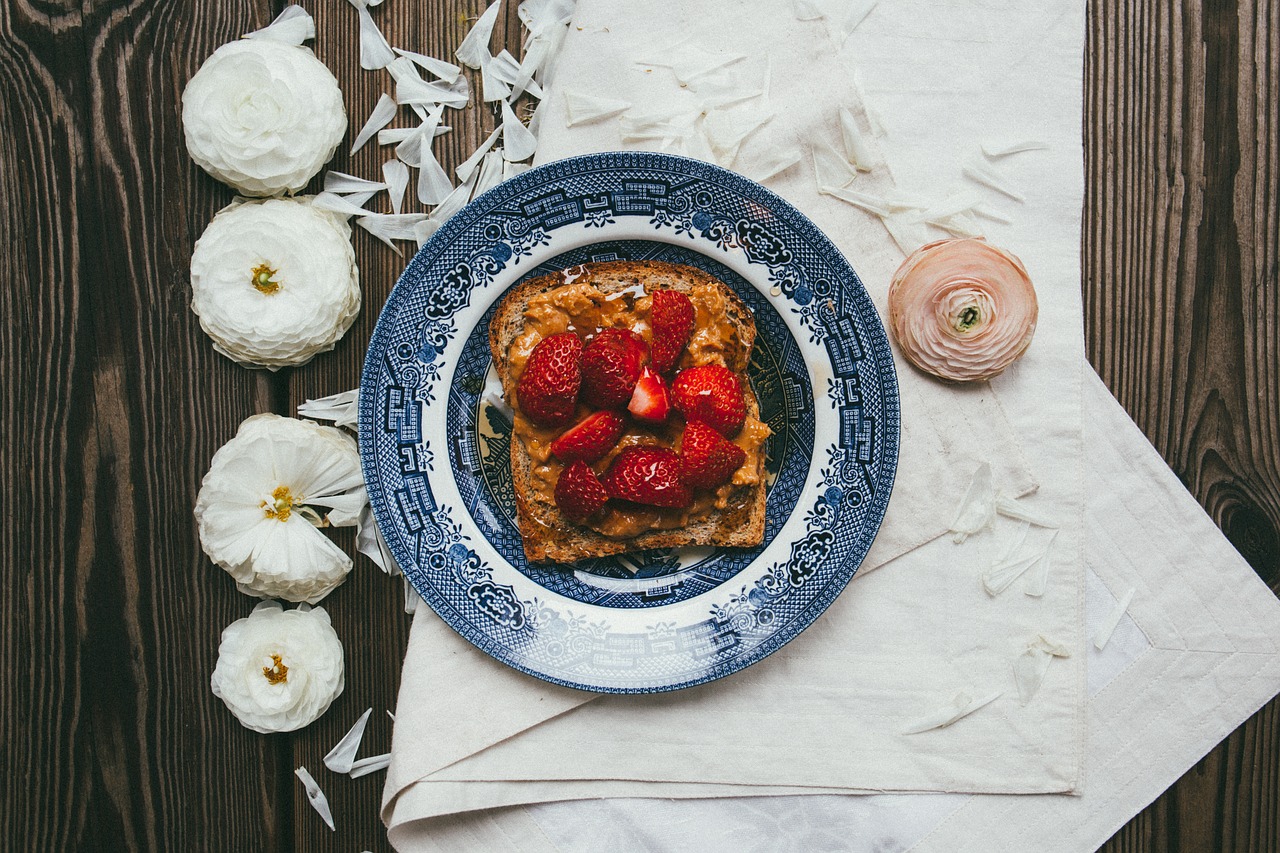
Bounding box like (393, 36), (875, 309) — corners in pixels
(359, 152), (899, 693)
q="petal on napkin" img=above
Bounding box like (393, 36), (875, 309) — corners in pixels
(350, 93), (398, 155)
(324, 707), (373, 773)
(811, 138), (856, 190)
(963, 158), (1026, 202)
(984, 531), (1057, 596)
(904, 690), (1001, 734)
(244, 5), (315, 44)
(382, 159), (410, 214)
(838, 106), (877, 171)
(456, 0), (503, 69)
(563, 92), (631, 127)
(982, 139), (1049, 159)
(295, 766), (336, 831)
(837, 0), (878, 45)
(995, 495), (1058, 528)
(745, 147), (801, 183)
(1013, 636), (1070, 705)
(1093, 587), (1136, 650)
(949, 462), (996, 542)
(791, 0), (825, 20)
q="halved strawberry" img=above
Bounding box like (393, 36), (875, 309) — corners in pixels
(517, 332), (582, 427)
(550, 411), (626, 463)
(650, 289), (695, 375)
(670, 364), (747, 437)
(678, 421), (747, 489)
(602, 446), (692, 508)
(555, 460), (610, 521)
(627, 366), (670, 424)
(581, 328), (646, 408)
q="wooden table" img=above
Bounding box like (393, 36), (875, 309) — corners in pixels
(2, 1), (1275, 850)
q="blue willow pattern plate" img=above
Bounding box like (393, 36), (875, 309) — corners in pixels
(359, 152), (899, 693)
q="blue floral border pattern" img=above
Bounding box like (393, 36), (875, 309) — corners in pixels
(360, 152), (899, 693)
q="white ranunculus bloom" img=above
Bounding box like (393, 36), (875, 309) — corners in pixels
(190, 197), (360, 370)
(182, 38), (347, 196)
(211, 601), (345, 733)
(195, 414), (367, 603)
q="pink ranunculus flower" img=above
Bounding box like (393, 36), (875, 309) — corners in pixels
(888, 238), (1038, 382)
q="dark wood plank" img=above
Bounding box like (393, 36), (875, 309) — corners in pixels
(1086, 1), (1280, 850)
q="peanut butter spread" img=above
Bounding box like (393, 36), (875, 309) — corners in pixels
(507, 276), (771, 540)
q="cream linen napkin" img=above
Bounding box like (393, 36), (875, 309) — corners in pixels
(383, 0), (1089, 832)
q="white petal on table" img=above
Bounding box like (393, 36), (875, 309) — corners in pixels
(294, 766), (335, 831)
(349, 93), (398, 155)
(348, 0), (395, 69)
(456, 0), (503, 69)
(393, 47), (462, 83)
(324, 708), (373, 774)
(501, 100), (538, 161)
(382, 159), (410, 214)
(244, 4), (315, 44)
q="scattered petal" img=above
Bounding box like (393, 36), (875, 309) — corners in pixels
(984, 531), (1057, 596)
(949, 462), (995, 542)
(838, 106), (877, 171)
(244, 5), (315, 45)
(1093, 587), (1136, 650)
(404, 578), (424, 614)
(745, 147), (801, 183)
(417, 138), (454, 205)
(791, 0), (825, 20)
(311, 191), (376, 218)
(904, 690), (1001, 734)
(563, 92), (630, 127)
(347, 0), (396, 69)
(501, 99), (538, 161)
(324, 171), (388, 195)
(356, 212), (429, 252)
(473, 149), (507, 195)
(982, 139), (1049, 158)
(812, 138), (856, 190)
(382, 159), (410, 214)
(480, 54), (513, 102)
(431, 166), (481, 225)
(1013, 635), (1070, 705)
(349, 753), (392, 778)
(295, 766), (336, 831)
(324, 708), (373, 773)
(393, 47), (462, 83)
(963, 158), (1026, 202)
(456, 127), (502, 181)
(837, 0), (877, 44)
(350, 93), (398, 156)
(995, 495), (1058, 528)
(298, 388), (359, 428)
(414, 218), (440, 248)
(356, 504), (401, 574)
(503, 160), (531, 180)
(456, 1), (503, 69)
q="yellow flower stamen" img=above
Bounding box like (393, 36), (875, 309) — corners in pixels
(262, 653), (289, 685)
(251, 262), (280, 295)
(262, 485), (301, 522)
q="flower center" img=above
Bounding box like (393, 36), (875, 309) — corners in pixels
(250, 262), (280, 295)
(262, 653), (289, 685)
(953, 303), (983, 333)
(262, 485), (302, 522)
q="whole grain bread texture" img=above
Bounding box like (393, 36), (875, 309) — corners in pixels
(488, 260), (767, 564)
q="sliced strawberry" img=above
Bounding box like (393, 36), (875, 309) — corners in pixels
(517, 332), (582, 427)
(678, 421), (747, 489)
(602, 446), (692, 508)
(650, 289), (695, 375)
(550, 411), (626, 464)
(555, 460), (610, 521)
(627, 366), (670, 424)
(670, 364), (747, 437)
(581, 328), (646, 408)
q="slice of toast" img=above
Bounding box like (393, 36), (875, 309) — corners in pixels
(488, 260), (768, 564)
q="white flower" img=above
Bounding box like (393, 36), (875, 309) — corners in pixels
(211, 601), (344, 733)
(195, 414), (367, 603)
(190, 198), (360, 370)
(182, 39), (347, 196)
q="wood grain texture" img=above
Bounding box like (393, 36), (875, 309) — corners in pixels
(1, 0), (1276, 850)
(1086, 0), (1280, 851)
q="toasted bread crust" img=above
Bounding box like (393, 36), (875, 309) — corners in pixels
(489, 261), (766, 564)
